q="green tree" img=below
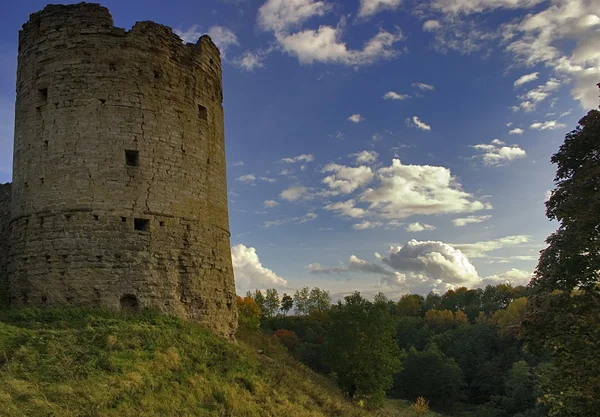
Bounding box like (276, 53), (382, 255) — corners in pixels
(327, 292), (401, 408)
(395, 345), (464, 408)
(280, 293), (293, 316)
(251, 289), (266, 317)
(396, 294), (424, 317)
(236, 296), (261, 331)
(294, 286), (310, 315)
(489, 360), (545, 417)
(264, 288), (280, 318)
(526, 107), (600, 416)
(307, 287), (331, 314)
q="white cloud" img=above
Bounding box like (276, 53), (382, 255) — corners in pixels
(281, 154), (314, 163)
(379, 239), (480, 290)
(348, 114), (365, 123)
(482, 268), (533, 286)
(406, 116), (432, 131)
(257, 0), (329, 32)
(280, 185), (313, 201)
(513, 71), (539, 87)
(383, 91), (411, 100)
(232, 244), (288, 290)
(232, 161), (245, 167)
(506, 122), (513, 127)
(530, 120), (567, 130)
(516, 79), (561, 112)
(406, 222), (436, 232)
(236, 174), (257, 183)
(259, 176), (276, 183)
(358, 0), (402, 18)
(277, 26), (404, 66)
(264, 211), (318, 227)
(353, 150), (379, 165)
(453, 215), (491, 227)
(264, 200), (279, 208)
(501, 0), (600, 109)
(423, 20), (442, 31)
(472, 139), (527, 166)
(432, 0), (544, 15)
(322, 163), (375, 194)
(236, 50), (266, 71)
(352, 220), (384, 230)
(412, 82), (435, 91)
(509, 128), (525, 135)
(175, 25), (203, 44)
(453, 235), (532, 258)
(359, 159), (490, 219)
(207, 26), (239, 56)
(325, 199), (367, 218)
(307, 255), (397, 277)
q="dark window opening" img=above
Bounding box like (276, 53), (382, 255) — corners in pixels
(120, 294), (140, 314)
(121, 216), (127, 222)
(134, 218), (150, 232)
(153, 70), (160, 79)
(125, 150), (139, 167)
(198, 104), (208, 121)
(159, 221), (165, 227)
(93, 214), (99, 221)
(96, 255), (103, 261)
(65, 214), (72, 221)
(39, 177), (44, 185)
(109, 62), (117, 71)
(99, 98), (106, 104)
(39, 217), (44, 226)
(38, 88), (48, 103)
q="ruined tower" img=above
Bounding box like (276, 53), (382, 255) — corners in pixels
(6, 3), (237, 337)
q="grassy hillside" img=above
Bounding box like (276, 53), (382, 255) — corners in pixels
(0, 309), (445, 417)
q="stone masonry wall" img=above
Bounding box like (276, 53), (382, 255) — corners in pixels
(8, 3), (237, 337)
(0, 183), (10, 307)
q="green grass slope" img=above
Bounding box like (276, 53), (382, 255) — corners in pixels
(0, 309), (444, 417)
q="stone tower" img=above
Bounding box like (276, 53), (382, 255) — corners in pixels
(6, 3), (237, 337)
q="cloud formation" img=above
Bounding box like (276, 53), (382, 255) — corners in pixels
(348, 114), (365, 123)
(322, 163), (375, 194)
(453, 235), (532, 258)
(281, 154), (315, 163)
(453, 215), (491, 227)
(406, 222), (436, 232)
(513, 71), (539, 87)
(232, 244), (288, 290)
(530, 120), (567, 130)
(358, 0), (403, 18)
(406, 116), (432, 130)
(383, 91), (411, 100)
(472, 139), (526, 166)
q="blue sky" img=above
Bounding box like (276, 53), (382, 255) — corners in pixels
(1, 0), (598, 299)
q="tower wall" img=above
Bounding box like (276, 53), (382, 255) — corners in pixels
(8, 3), (237, 337)
(0, 183), (10, 307)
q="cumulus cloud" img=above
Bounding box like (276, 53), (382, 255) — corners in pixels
(515, 79), (561, 112)
(513, 71), (539, 87)
(322, 163), (375, 194)
(280, 185), (314, 201)
(423, 20), (442, 31)
(383, 91), (411, 100)
(277, 26), (404, 66)
(453, 235), (532, 258)
(358, 0), (402, 18)
(379, 239), (480, 290)
(453, 215), (491, 227)
(207, 26), (239, 56)
(509, 128), (525, 135)
(472, 139), (526, 166)
(232, 244), (288, 290)
(236, 174), (257, 183)
(257, 0), (329, 32)
(325, 199), (367, 218)
(235, 50), (266, 71)
(281, 154), (314, 163)
(175, 25), (203, 44)
(307, 255), (398, 277)
(264, 200), (279, 208)
(348, 114), (365, 123)
(406, 116), (432, 130)
(352, 150), (379, 165)
(359, 159), (490, 219)
(412, 82), (435, 91)
(482, 268), (533, 286)
(530, 120), (567, 130)
(406, 222), (436, 232)
(501, 0), (600, 109)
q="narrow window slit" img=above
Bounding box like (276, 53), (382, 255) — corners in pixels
(198, 104), (207, 121)
(134, 218), (150, 232)
(125, 150), (139, 167)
